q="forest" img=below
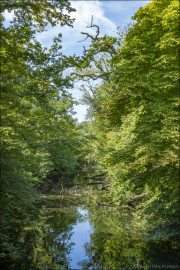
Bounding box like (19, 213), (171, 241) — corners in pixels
(1, 0), (179, 268)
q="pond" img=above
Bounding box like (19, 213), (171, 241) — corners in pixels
(5, 175), (180, 270)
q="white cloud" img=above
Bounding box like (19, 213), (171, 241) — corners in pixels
(2, 1), (152, 122)
(36, 1), (117, 56)
(36, 1), (150, 122)
(36, 1), (151, 56)
(70, 0), (116, 35)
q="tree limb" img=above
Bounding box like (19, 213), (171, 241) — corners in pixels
(77, 17), (117, 55)
(83, 44), (114, 56)
(71, 70), (115, 81)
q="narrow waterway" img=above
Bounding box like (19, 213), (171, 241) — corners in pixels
(12, 175), (180, 270)
(35, 184), (136, 270)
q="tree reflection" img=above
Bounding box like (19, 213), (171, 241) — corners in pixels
(82, 206), (180, 270)
(1, 208), (80, 270)
(1, 186), (179, 270)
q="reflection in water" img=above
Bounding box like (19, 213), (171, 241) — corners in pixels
(69, 208), (93, 269)
(2, 182), (179, 270)
(21, 207), (79, 269)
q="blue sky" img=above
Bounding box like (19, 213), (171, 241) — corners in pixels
(65, 1), (152, 122)
(4, 0), (152, 122)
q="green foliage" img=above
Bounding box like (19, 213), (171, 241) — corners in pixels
(76, 0), (180, 239)
(0, 207), (80, 269)
(82, 206), (180, 269)
(1, 0), (179, 264)
(0, 0), (90, 262)
(1, 0), (76, 30)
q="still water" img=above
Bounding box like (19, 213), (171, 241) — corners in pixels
(69, 208), (94, 269)
(7, 177), (180, 269)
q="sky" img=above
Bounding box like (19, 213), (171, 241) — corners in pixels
(4, 0), (152, 122)
(37, 0), (152, 123)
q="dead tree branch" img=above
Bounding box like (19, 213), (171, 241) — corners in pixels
(71, 70), (114, 81)
(72, 16), (118, 80)
(77, 16), (117, 56)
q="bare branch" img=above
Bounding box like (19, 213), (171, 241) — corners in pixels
(83, 44), (110, 55)
(76, 28), (100, 43)
(70, 70), (115, 81)
(74, 18), (118, 80)
(99, 39), (117, 55)
(76, 33), (90, 43)
(86, 15), (100, 39)
(77, 19), (117, 55)
(96, 44), (115, 55)
(86, 24), (100, 39)
(91, 15), (93, 26)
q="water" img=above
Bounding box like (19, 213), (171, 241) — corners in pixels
(3, 176), (180, 270)
(68, 208), (93, 269)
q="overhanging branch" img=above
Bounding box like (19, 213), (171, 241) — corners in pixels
(77, 16), (117, 56)
(71, 70), (115, 81)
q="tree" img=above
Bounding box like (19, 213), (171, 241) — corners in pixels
(75, 0), (180, 238)
(0, 0), (87, 262)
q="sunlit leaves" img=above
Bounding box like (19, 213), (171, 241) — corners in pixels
(0, 0), (85, 264)
(76, 0), (179, 238)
